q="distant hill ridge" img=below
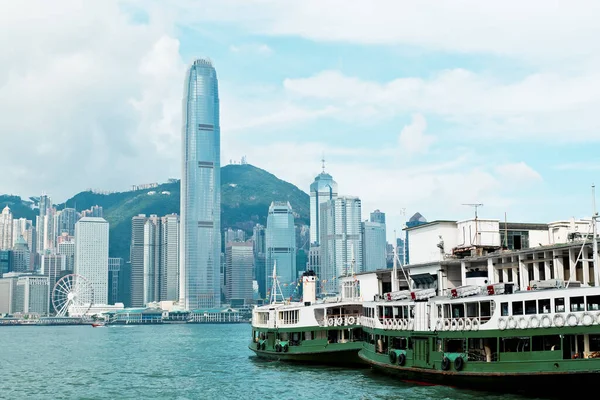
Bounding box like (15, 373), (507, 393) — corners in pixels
(0, 164), (310, 262)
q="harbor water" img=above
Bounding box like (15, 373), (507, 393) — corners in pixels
(0, 324), (545, 400)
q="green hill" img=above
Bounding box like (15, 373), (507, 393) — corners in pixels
(2, 164), (309, 262)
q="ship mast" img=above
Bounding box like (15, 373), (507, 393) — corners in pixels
(269, 261), (285, 304)
(593, 184), (599, 287)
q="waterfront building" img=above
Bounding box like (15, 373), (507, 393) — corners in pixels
(0, 273), (19, 314)
(14, 275), (50, 315)
(0, 206), (13, 250)
(143, 215), (161, 304)
(130, 214), (147, 307)
(320, 196), (363, 294)
(75, 217), (109, 305)
(225, 242), (254, 304)
(108, 257), (123, 305)
(362, 220), (387, 272)
(309, 163), (338, 245)
(180, 58), (221, 310)
(57, 240), (75, 272)
(41, 253), (66, 305)
(266, 202), (296, 299)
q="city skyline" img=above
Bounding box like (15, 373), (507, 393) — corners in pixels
(3, 2), (600, 246)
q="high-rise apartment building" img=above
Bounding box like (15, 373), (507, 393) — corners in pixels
(320, 196), (362, 293)
(41, 253), (66, 306)
(75, 217), (109, 305)
(143, 215), (161, 304)
(309, 165), (338, 245)
(130, 214), (147, 307)
(265, 202), (296, 299)
(180, 58), (221, 310)
(57, 208), (79, 237)
(57, 240), (75, 272)
(225, 242), (254, 304)
(36, 195), (51, 254)
(161, 214), (179, 301)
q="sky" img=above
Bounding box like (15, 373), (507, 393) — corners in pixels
(2, 0), (600, 241)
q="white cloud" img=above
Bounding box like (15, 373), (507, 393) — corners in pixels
(229, 43), (273, 55)
(282, 69), (600, 141)
(495, 162), (542, 184)
(554, 162), (600, 171)
(174, 0), (600, 64)
(398, 114), (434, 154)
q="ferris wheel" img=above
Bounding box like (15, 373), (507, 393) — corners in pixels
(52, 274), (94, 317)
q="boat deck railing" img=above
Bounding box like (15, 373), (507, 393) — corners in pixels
(318, 313), (361, 327)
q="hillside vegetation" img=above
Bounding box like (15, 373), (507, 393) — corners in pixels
(2, 164), (309, 262)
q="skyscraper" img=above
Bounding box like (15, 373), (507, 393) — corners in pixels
(309, 162), (338, 245)
(265, 202), (296, 299)
(75, 217), (109, 305)
(0, 206), (13, 250)
(361, 221), (387, 272)
(180, 58), (221, 310)
(130, 214), (147, 307)
(225, 242), (254, 304)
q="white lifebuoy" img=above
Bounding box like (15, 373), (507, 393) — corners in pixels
(529, 316), (540, 329)
(457, 318), (465, 331)
(518, 317), (528, 329)
(401, 319), (407, 330)
(336, 317), (343, 326)
(393, 319), (399, 330)
(472, 318), (479, 331)
(581, 312), (593, 326)
(347, 316), (356, 325)
(566, 313), (579, 327)
(498, 318), (507, 330)
(436, 319), (443, 331)
(541, 315), (552, 328)
(554, 314), (565, 327)
(464, 318), (472, 331)
(328, 318), (334, 326)
(451, 319), (458, 331)
(507, 316), (517, 329)
(443, 319), (451, 331)
(407, 320), (414, 330)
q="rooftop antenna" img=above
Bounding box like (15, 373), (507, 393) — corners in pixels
(321, 153), (326, 173)
(463, 203), (483, 245)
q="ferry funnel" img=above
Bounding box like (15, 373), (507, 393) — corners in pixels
(302, 270), (317, 305)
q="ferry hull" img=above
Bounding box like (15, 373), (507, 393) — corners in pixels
(249, 346), (366, 366)
(360, 352), (600, 398)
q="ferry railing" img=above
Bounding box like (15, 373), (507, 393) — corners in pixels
(318, 313), (362, 327)
(466, 351), (498, 362)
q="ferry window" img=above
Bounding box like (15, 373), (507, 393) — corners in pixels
(437, 305), (443, 318)
(451, 304), (465, 318)
(393, 306), (400, 318)
(532, 335), (561, 351)
(525, 300), (537, 315)
(480, 301), (492, 317)
(501, 337), (530, 352)
(466, 302), (478, 317)
(378, 306), (383, 319)
(512, 301), (524, 315)
(587, 295), (600, 311)
(501, 302), (509, 316)
(589, 335), (600, 351)
(570, 296), (585, 312)
(384, 306), (393, 318)
(538, 299), (551, 314)
(443, 304), (451, 319)
(392, 337), (407, 350)
(555, 298), (565, 313)
(444, 339), (465, 353)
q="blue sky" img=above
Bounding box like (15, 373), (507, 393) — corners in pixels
(2, 0), (600, 240)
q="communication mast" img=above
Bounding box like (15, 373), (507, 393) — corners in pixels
(463, 203), (483, 246)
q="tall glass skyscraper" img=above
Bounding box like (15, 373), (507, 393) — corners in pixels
(309, 164), (338, 245)
(180, 58), (221, 310)
(266, 202), (296, 299)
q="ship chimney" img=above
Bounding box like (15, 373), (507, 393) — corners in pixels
(302, 270), (317, 305)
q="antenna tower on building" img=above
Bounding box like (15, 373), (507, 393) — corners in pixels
(463, 203), (483, 245)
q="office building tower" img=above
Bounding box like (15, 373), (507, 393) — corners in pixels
(225, 242), (254, 304)
(0, 206), (13, 250)
(36, 195), (51, 254)
(41, 253), (66, 305)
(309, 162), (338, 245)
(11, 236), (31, 272)
(404, 212), (427, 265)
(0, 273), (19, 314)
(14, 275), (50, 315)
(370, 209), (386, 224)
(362, 220), (387, 272)
(265, 202), (296, 299)
(108, 257), (123, 305)
(252, 224), (266, 255)
(143, 215), (161, 304)
(57, 208), (79, 237)
(75, 217), (109, 305)
(320, 196), (362, 293)
(180, 58), (221, 310)
(57, 240), (75, 272)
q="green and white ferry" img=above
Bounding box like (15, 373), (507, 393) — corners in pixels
(249, 267), (364, 365)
